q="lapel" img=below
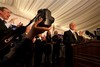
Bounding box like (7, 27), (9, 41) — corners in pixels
(0, 19), (8, 29)
(69, 30), (78, 43)
(69, 30), (76, 39)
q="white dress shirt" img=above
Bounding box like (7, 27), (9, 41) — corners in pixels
(70, 29), (77, 40)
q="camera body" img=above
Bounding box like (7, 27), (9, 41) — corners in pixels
(35, 9), (55, 27)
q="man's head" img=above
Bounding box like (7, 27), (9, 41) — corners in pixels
(0, 7), (11, 20)
(69, 22), (76, 31)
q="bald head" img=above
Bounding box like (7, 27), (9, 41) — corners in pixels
(69, 22), (76, 31)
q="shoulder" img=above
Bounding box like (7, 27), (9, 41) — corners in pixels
(64, 30), (70, 34)
(0, 19), (3, 23)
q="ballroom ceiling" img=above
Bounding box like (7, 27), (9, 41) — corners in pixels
(0, 0), (100, 34)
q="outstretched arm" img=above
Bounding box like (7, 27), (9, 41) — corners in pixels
(26, 18), (52, 40)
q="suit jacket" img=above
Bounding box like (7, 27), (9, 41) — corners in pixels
(63, 30), (79, 46)
(0, 18), (13, 37)
(63, 30), (79, 67)
(0, 19), (8, 34)
(0, 19), (12, 58)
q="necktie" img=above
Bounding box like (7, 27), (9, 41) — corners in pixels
(73, 32), (77, 40)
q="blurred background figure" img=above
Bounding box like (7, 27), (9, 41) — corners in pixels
(44, 31), (52, 67)
(52, 31), (62, 65)
(33, 34), (44, 67)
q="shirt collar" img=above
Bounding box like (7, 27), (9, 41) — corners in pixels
(0, 17), (7, 23)
(0, 17), (4, 21)
(70, 29), (75, 33)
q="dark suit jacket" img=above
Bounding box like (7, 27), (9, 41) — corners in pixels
(63, 30), (79, 46)
(0, 19), (8, 34)
(0, 19), (12, 58)
(63, 30), (80, 67)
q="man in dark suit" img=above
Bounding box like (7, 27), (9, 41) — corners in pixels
(63, 22), (80, 67)
(0, 7), (12, 62)
(0, 7), (12, 34)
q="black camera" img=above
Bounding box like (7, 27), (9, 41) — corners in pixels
(35, 9), (55, 27)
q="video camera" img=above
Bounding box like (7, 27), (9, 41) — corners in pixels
(35, 8), (55, 27)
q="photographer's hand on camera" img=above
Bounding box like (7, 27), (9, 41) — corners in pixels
(26, 17), (52, 40)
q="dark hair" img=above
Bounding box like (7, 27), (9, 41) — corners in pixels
(0, 7), (8, 11)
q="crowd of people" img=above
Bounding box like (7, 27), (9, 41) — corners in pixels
(0, 6), (91, 67)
